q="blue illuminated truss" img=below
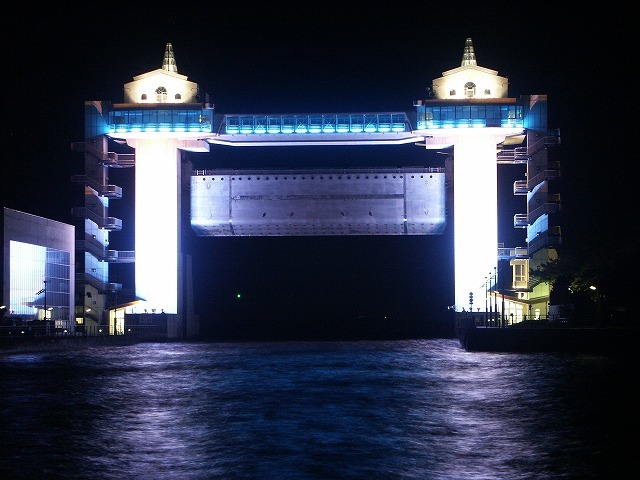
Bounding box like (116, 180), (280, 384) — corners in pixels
(221, 113), (410, 135)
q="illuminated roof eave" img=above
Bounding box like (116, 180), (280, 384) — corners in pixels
(111, 102), (205, 109)
(418, 98), (518, 105)
(204, 133), (425, 147)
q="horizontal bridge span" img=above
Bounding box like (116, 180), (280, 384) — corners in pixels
(207, 112), (425, 146)
(191, 167), (447, 236)
(205, 132), (425, 146)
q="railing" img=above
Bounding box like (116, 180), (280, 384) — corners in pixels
(528, 202), (561, 224)
(105, 250), (135, 263)
(514, 214), (528, 227)
(76, 272), (111, 293)
(497, 246), (528, 259)
(70, 175), (122, 198)
(71, 142), (135, 167)
(76, 239), (135, 263)
(528, 227), (561, 254)
(71, 207), (122, 231)
(496, 146), (528, 164)
(102, 151), (135, 167)
(77, 238), (105, 259)
(527, 163), (561, 187)
(467, 315), (551, 328)
(193, 166), (445, 177)
(513, 180), (528, 195)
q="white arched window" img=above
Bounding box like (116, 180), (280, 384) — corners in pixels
(464, 82), (476, 98)
(155, 86), (168, 102)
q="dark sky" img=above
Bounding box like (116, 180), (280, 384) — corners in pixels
(2, 4), (634, 338)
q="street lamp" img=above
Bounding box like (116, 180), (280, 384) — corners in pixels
(47, 307), (53, 335)
(493, 266), (497, 327)
(489, 272), (493, 325)
(484, 276), (488, 327)
(43, 279), (48, 336)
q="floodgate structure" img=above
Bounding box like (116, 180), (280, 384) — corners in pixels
(69, 39), (560, 338)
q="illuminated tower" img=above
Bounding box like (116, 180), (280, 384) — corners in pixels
(414, 38), (560, 316)
(72, 44), (212, 337)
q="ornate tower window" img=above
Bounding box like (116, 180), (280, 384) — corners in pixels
(155, 86), (168, 102)
(464, 82), (476, 98)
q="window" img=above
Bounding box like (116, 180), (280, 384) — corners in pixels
(512, 260), (529, 289)
(449, 89), (456, 96)
(175, 93), (181, 100)
(141, 94), (147, 100)
(155, 86), (168, 102)
(514, 264), (526, 283)
(464, 82), (476, 98)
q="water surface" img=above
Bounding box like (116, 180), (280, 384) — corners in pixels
(1, 339), (637, 479)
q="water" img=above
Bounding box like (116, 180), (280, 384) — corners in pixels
(1, 339), (637, 479)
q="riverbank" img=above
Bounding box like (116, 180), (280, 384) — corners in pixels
(0, 335), (149, 355)
(457, 319), (639, 354)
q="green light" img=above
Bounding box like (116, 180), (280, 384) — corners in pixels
(236, 293), (242, 299)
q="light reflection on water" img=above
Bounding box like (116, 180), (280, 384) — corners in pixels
(1, 339), (637, 479)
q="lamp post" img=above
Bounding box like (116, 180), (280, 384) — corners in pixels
(493, 267), (499, 326)
(43, 279), (48, 336)
(488, 271), (493, 326)
(484, 276), (488, 327)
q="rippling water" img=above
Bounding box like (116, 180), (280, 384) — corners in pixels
(1, 339), (637, 479)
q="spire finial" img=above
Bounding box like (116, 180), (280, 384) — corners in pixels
(460, 38), (477, 67)
(162, 43), (178, 73)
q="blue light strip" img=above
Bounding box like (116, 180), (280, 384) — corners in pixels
(415, 104), (524, 129)
(107, 108), (213, 134)
(415, 119), (524, 129)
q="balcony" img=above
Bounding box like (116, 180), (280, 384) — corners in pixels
(105, 250), (135, 263)
(528, 201), (561, 225)
(77, 238), (135, 263)
(528, 227), (562, 254)
(497, 146), (528, 165)
(514, 214), (528, 228)
(513, 180), (528, 195)
(71, 207), (122, 231)
(76, 272), (121, 294)
(498, 246), (528, 260)
(71, 175), (122, 198)
(71, 142), (135, 168)
(527, 161), (561, 188)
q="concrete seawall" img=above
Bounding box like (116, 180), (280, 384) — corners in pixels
(458, 323), (639, 354)
(0, 335), (153, 355)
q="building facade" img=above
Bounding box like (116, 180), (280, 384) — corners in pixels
(1, 208), (75, 335)
(70, 39), (560, 338)
(414, 38), (560, 323)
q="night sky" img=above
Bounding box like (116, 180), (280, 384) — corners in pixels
(2, 5), (634, 339)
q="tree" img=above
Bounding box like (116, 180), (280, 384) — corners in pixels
(533, 234), (634, 323)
